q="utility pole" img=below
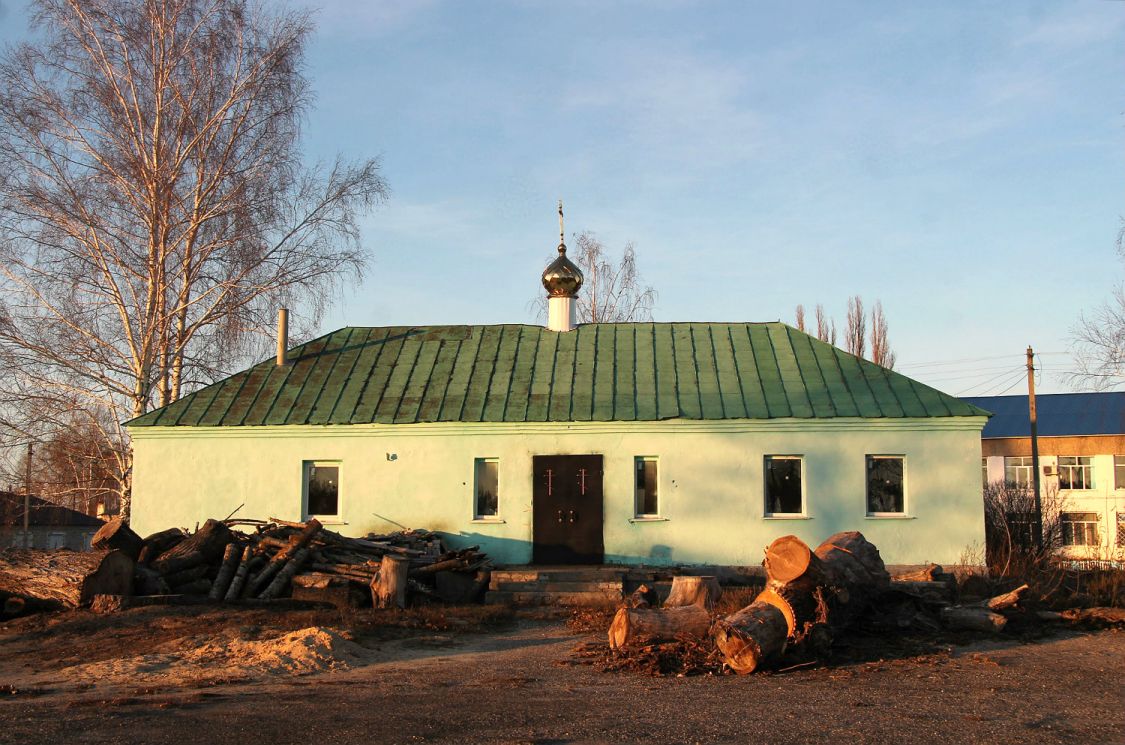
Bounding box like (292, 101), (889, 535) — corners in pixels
(1027, 346), (1042, 548)
(23, 442), (33, 548)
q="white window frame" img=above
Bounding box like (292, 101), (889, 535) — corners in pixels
(1061, 512), (1100, 547)
(866, 454), (907, 517)
(303, 460), (342, 520)
(634, 456), (661, 518)
(1057, 456), (1095, 491)
(472, 457), (501, 521)
(764, 455), (805, 518)
(1004, 456), (1034, 487)
(1114, 456), (1125, 490)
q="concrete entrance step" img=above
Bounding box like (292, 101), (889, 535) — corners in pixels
(486, 566), (627, 607)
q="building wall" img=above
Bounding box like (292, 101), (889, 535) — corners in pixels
(131, 418), (987, 566)
(983, 448), (1125, 560)
(0, 527), (95, 551)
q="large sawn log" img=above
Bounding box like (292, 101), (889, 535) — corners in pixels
(608, 604), (712, 650)
(0, 548), (134, 610)
(151, 519), (234, 575)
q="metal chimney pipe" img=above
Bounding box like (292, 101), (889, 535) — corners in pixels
(277, 308), (289, 366)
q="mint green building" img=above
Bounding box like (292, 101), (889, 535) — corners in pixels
(126, 321), (989, 567)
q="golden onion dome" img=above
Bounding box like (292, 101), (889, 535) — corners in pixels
(542, 242), (584, 297)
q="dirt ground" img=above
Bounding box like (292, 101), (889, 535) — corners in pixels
(0, 604), (1122, 745)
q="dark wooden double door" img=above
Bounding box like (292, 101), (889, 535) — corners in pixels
(532, 455), (604, 564)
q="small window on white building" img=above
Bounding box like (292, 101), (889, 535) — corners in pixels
(764, 456), (803, 516)
(634, 457), (659, 517)
(1004, 456), (1034, 487)
(1058, 456), (1094, 490)
(304, 461), (340, 518)
(1061, 512), (1099, 547)
(1115, 456), (1125, 490)
(1117, 512), (1125, 548)
(981, 458), (988, 487)
(866, 456), (905, 515)
(474, 458), (499, 518)
(47, 532), (66, 549)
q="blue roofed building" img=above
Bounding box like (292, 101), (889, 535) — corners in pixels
(964, 392), (1125, 559)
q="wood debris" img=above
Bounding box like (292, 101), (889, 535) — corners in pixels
(1, 516), (491, 617)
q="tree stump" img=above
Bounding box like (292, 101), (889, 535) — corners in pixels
(663, 576), (722, 610)
(372, 554), (409, 609)
(607, 604), (712, 650)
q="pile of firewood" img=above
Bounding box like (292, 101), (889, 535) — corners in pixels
(606, 530), (1055, 675)
(0, 517), (491, 617)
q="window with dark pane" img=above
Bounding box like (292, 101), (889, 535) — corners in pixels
(866, 456), (904, 514)
(1061, 512), (1099, 546)
(475, 458), (499, 518)
(1115, 456), (1125, 490)
(1057, 456), (1094, 490)
(765, 456), (802, 515)
(635, 457), (659, 516)
(306, 462), (339, 516)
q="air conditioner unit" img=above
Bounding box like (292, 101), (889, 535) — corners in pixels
(1043, 465), (1056, 477)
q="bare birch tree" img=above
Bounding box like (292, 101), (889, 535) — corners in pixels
(845, 296), (866, 358)
(869, 300), (895, 369)
(0, 0), (387, 517)
(1071, 226), (1125, 389)
(794, 304), (806, 333)
(572, 232), (656, 323)
(532, 231), (656, 323)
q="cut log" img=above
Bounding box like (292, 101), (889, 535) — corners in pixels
(372, 554), (410, 609)
(663, 576), (722, 610)
(817, 531), (890, 589)
(764, 535), (824, 585)
(0, 548), (133, 609)
(940, 606), (1007, 632)
(608, 604), (712, 650)
(134, 565), (171, 596)
(258, 547), (311, 599)
(137, 528), (187, 564)
(163, 563), (210, 588)
(984, 584), (1029, 612)
(209, 543), (243, 600)
(891, 563), (944, 582)
(249, 519), (321, 596)
(755, 585), (828, 644)
(890, 579), (956, 603)
(151, 519), (233, 575)
(171, 578), (212, 595)
(625, 584), (658, 609)
(223, 546), (254, 602)
(712, 600), (789, 674)
(91, 519), (144, 561)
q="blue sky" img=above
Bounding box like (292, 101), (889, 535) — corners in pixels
(1, 0), (1122, 395)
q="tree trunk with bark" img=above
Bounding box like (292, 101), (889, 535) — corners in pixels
(151, 519), (233, 575)
(373, 554), (409, 609)
(92, 518), (144, 561)
(608, 604), (712, 650)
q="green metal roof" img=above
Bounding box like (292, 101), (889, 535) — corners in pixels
(125, 323), (989, 427)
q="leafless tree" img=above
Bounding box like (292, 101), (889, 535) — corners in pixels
(533, 231), (656, 323)
(1071, 226), (1125, 390)
(869, 300), (895, 369)
(0, 0), (387, 518)
(794, 304), (806, 333)
(845, 296), (866, 359)
(983, 480), (1065, 577)
(814, 304), (836, 346)
(573, 232), (656, 323)
(1071, 286), (1125, 390)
